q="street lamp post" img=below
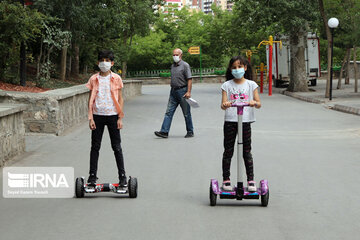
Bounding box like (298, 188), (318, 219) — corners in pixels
(328, 17), (339, 101)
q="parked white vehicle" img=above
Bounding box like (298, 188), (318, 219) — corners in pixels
(266, 33), (321, 87)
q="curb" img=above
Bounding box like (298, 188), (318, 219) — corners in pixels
(332, 104), (360, 116)
(280, 90), (360, 116)
(281, 90), (326, 104)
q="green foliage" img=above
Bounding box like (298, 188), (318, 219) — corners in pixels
(324, 0), (360, 48)
(0, 0), (44, 81)
(127, 30), (173, 71)
(127, 6), (240, 71)
(0, 0), (359, 86)
(37, 60), (54, 87)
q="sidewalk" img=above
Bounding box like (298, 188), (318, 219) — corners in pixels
(277, 79), (360, 116)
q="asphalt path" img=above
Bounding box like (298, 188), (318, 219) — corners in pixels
(1, 84), (360, 240)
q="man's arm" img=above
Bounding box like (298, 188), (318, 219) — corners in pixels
(183, 78), (192, 99)
(183, 63), (192, 99)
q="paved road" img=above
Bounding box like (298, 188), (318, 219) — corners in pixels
(1, 84), (360, 240)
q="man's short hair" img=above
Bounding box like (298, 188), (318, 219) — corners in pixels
(98, 50), (114, 61)
(174, 48), (183, 55)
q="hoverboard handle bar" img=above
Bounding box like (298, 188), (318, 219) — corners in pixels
(231, 102), (249, 115)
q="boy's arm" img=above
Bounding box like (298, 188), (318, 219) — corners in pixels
(88, 90), (96, 130)
(88, 90), (92, 118)
(118, 89), (124, 117)
(117, 89), (124, 129)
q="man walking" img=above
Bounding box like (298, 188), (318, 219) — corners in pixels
(154, 48), (194, 138)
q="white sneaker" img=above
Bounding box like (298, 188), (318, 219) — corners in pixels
(222, 180), (233, 191)
(248, 181), (257, 192)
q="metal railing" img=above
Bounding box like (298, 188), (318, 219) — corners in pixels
(126, 67), (226, 78)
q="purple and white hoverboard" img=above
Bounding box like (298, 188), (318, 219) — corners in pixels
(210, 102), (269, 206)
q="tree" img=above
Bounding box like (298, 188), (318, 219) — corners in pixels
(34, 0), (90, 80)
(232, 0), (318, 92)
(116, 0), (160, 78)
(36, 19), (71, 86)
(0, 1), (44, 83)
(320, 0), (360, 94)
(274, 1), (319, 92)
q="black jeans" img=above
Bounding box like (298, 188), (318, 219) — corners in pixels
(222, 122), (254, 182)
(89, 115), (125, 179)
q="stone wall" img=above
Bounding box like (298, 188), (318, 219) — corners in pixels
(348, 61), (360, 79)
(0, 80), (142, 135)
(321, 61), (360, 79)
(0, 104), (28, 167)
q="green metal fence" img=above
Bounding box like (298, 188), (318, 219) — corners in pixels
(126, 67), (226, 78)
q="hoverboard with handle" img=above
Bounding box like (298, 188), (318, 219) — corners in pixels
(210, 102), (269, 206)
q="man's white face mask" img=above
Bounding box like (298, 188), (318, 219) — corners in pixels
(173, 55), (180, 63)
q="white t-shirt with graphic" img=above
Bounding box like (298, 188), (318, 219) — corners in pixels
(93, 74), (118, 116)
(221, 79), (259, 122)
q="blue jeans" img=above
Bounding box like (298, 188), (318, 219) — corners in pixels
(160, 87), (194, 133)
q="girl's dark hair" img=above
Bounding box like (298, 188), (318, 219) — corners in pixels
(98, 50), (114, 61)
(225, 55), (253, 81)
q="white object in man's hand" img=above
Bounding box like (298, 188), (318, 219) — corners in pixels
(185, 98), (200, 108)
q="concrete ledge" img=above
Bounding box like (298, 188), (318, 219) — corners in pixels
(0, 103), (28, 166)
(0, 80), (142, 135)
(0, 103), (28, 118)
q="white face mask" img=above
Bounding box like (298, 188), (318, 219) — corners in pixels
(173, 55), (180, 63)
(98, 61), (112, 72)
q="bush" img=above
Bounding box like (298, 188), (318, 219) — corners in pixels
(214, 70), (226, 75)
(159, 72), (171, 77)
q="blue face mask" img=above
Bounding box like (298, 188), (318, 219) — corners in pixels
(232, 68), (245, 79)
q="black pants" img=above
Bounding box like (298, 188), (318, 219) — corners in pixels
(89, 115), (125, 179)
(222, 122), (254, 181)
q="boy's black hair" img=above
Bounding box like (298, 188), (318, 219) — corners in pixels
(225, 55), (253, 81)
(98, 50), (114, 61)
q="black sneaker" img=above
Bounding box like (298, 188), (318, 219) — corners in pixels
(87, 173), (98, 186)
(119, 174), (128, 187)
(184, 132), (194, 138)
(154, 131), (168, 138)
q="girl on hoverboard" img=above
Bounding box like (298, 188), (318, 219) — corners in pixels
(220, 56), (261, 192)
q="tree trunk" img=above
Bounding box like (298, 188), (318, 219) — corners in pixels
(20, 41), (26, 86)
(287, 31), (308, 92)
(60, 47), (67, 81)
(71, 43), (80, 77)
(66, 54), (71, 79)
(60, 20), (71, 81)
(354, 46), (358, 93)
(345, 48), (351, 84)
(337, 48), (350, 89)
(47, 45), (54, 80)
(121, 61), (127, 79)
(36, 38), (43, 79)
(121, 36), (130, 79)
(318, 0), (332, 97)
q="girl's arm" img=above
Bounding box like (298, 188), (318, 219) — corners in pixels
(221, 90), (232, 110)
(250, 88), (261, 109)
